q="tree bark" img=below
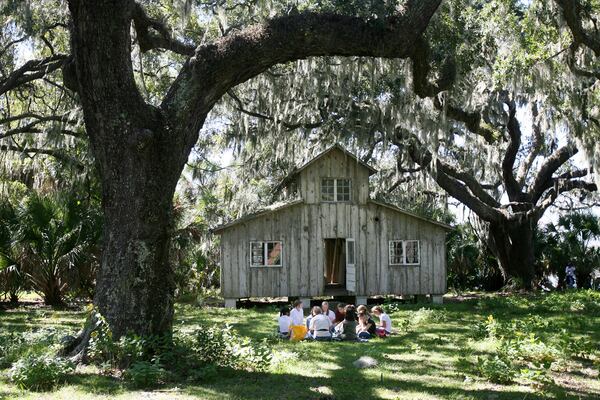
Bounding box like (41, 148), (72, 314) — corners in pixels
(488, 219), (537, 290)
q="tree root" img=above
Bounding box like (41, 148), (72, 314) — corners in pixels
(59, 313), (98, 364)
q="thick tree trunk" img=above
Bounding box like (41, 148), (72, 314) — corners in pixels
(67, 0), (183, 339)
(94, 162), (176, 338)
(489, 219), (537, 289)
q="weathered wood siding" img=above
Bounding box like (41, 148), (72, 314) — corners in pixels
(220, 202), (447, 298)
(298, 147), (370, 205)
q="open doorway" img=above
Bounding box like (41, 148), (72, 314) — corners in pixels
(324, 238), (346, 291)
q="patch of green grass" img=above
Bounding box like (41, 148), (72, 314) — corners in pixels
(1, 292), (599, 399)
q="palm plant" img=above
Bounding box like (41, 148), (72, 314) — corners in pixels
(0, 201), (26, 303)
(14, 193), (101, 306)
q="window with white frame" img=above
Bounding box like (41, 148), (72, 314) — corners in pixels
(388, 240), (420, 265)
(250, 241), (283, 267)
(321, 178), (351, 202)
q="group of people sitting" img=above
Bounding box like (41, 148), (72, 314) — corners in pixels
(277, 300), (392, 341)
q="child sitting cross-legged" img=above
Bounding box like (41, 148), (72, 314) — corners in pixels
(371, 305), (392, 337)
(357, 305), (377, 337)
(278, 306), (292, 339)
(356, 311), (374, 339)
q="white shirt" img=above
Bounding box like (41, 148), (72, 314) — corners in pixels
(310, 314), (332, 337)
(278, 315), (292, 334)
(290, 307), (304, 326)
(323, 309), (336, 323)
(379, 313), (392, 333)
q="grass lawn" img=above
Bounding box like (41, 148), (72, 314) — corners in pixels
(1, 292), (599, 399)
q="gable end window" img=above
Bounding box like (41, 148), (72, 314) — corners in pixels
(250, 241), (283, 267)
(321, 178), (351, 202)
(388, 240), (420, 265)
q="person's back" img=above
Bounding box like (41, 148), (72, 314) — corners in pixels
(341, 319), (357, 340)
(278, 307), (292, 338)
(279, 315), (292, 335)
(339, 307), (358, 340)
(311, 313), (332, 340)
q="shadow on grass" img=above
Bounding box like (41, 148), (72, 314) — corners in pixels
(66, 371), (124, 396)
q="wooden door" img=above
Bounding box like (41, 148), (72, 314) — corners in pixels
(346, 238), (356, 293)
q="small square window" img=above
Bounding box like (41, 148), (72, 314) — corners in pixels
(321, 178), (351, 202)
(388, 240), (420, 265)
(250, 241), (283, 267)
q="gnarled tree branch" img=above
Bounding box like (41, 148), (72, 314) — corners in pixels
(132, 2), (195, 56)
(556, 0), (600, 56)
(531, 144), (578, 201)
(0, 54), (68, 96)
(433, 96), (499, 144)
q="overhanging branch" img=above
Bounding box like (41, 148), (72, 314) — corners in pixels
(556, 0), (600, 57)
(0, 54), (68, 96)
(132, 2), (195, 57)
(161, 0), (443, 161)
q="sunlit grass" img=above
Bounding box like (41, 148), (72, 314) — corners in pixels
(1, 292), (599, 399)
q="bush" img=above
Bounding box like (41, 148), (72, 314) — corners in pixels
(0, 332), (26, 368)
(9, 355), (74, 391)
(123, 360), (166, 388)
(476, 355), (517, 384)
(194, 324), (272, 371)
(410, 308), (448, 325)
(0, 328), (65, 369)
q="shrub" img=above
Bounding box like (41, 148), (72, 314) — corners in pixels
(476, 355), (517, 384)
(9, 355), (74, 391)
(0, 328), (65, 369)
(194, 324), (272, 371)
(471, 315), (498, 339)
(0, 332), (26, 368)
(123, 360), (166, 388)
(410, 308), (447, 325)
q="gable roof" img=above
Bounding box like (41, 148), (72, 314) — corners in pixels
(294, 144), (378, 176)
(273, 144), (377, 193)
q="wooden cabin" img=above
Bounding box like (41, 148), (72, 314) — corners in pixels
(213, 145), (451, 307)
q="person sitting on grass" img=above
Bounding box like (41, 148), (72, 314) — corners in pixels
(309, 306), (332, 341)
(278, 306), (292, 339)
(290, 299), (304, 326)
(357, 305), (377, 337)
(334, 302), (346, 323)
(356, 311), (374, 339)
(371, 305), (392, 337)
(335, 305), (357, 341)
(306, 306), (321, 336)
(322, 301), (336, 323)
